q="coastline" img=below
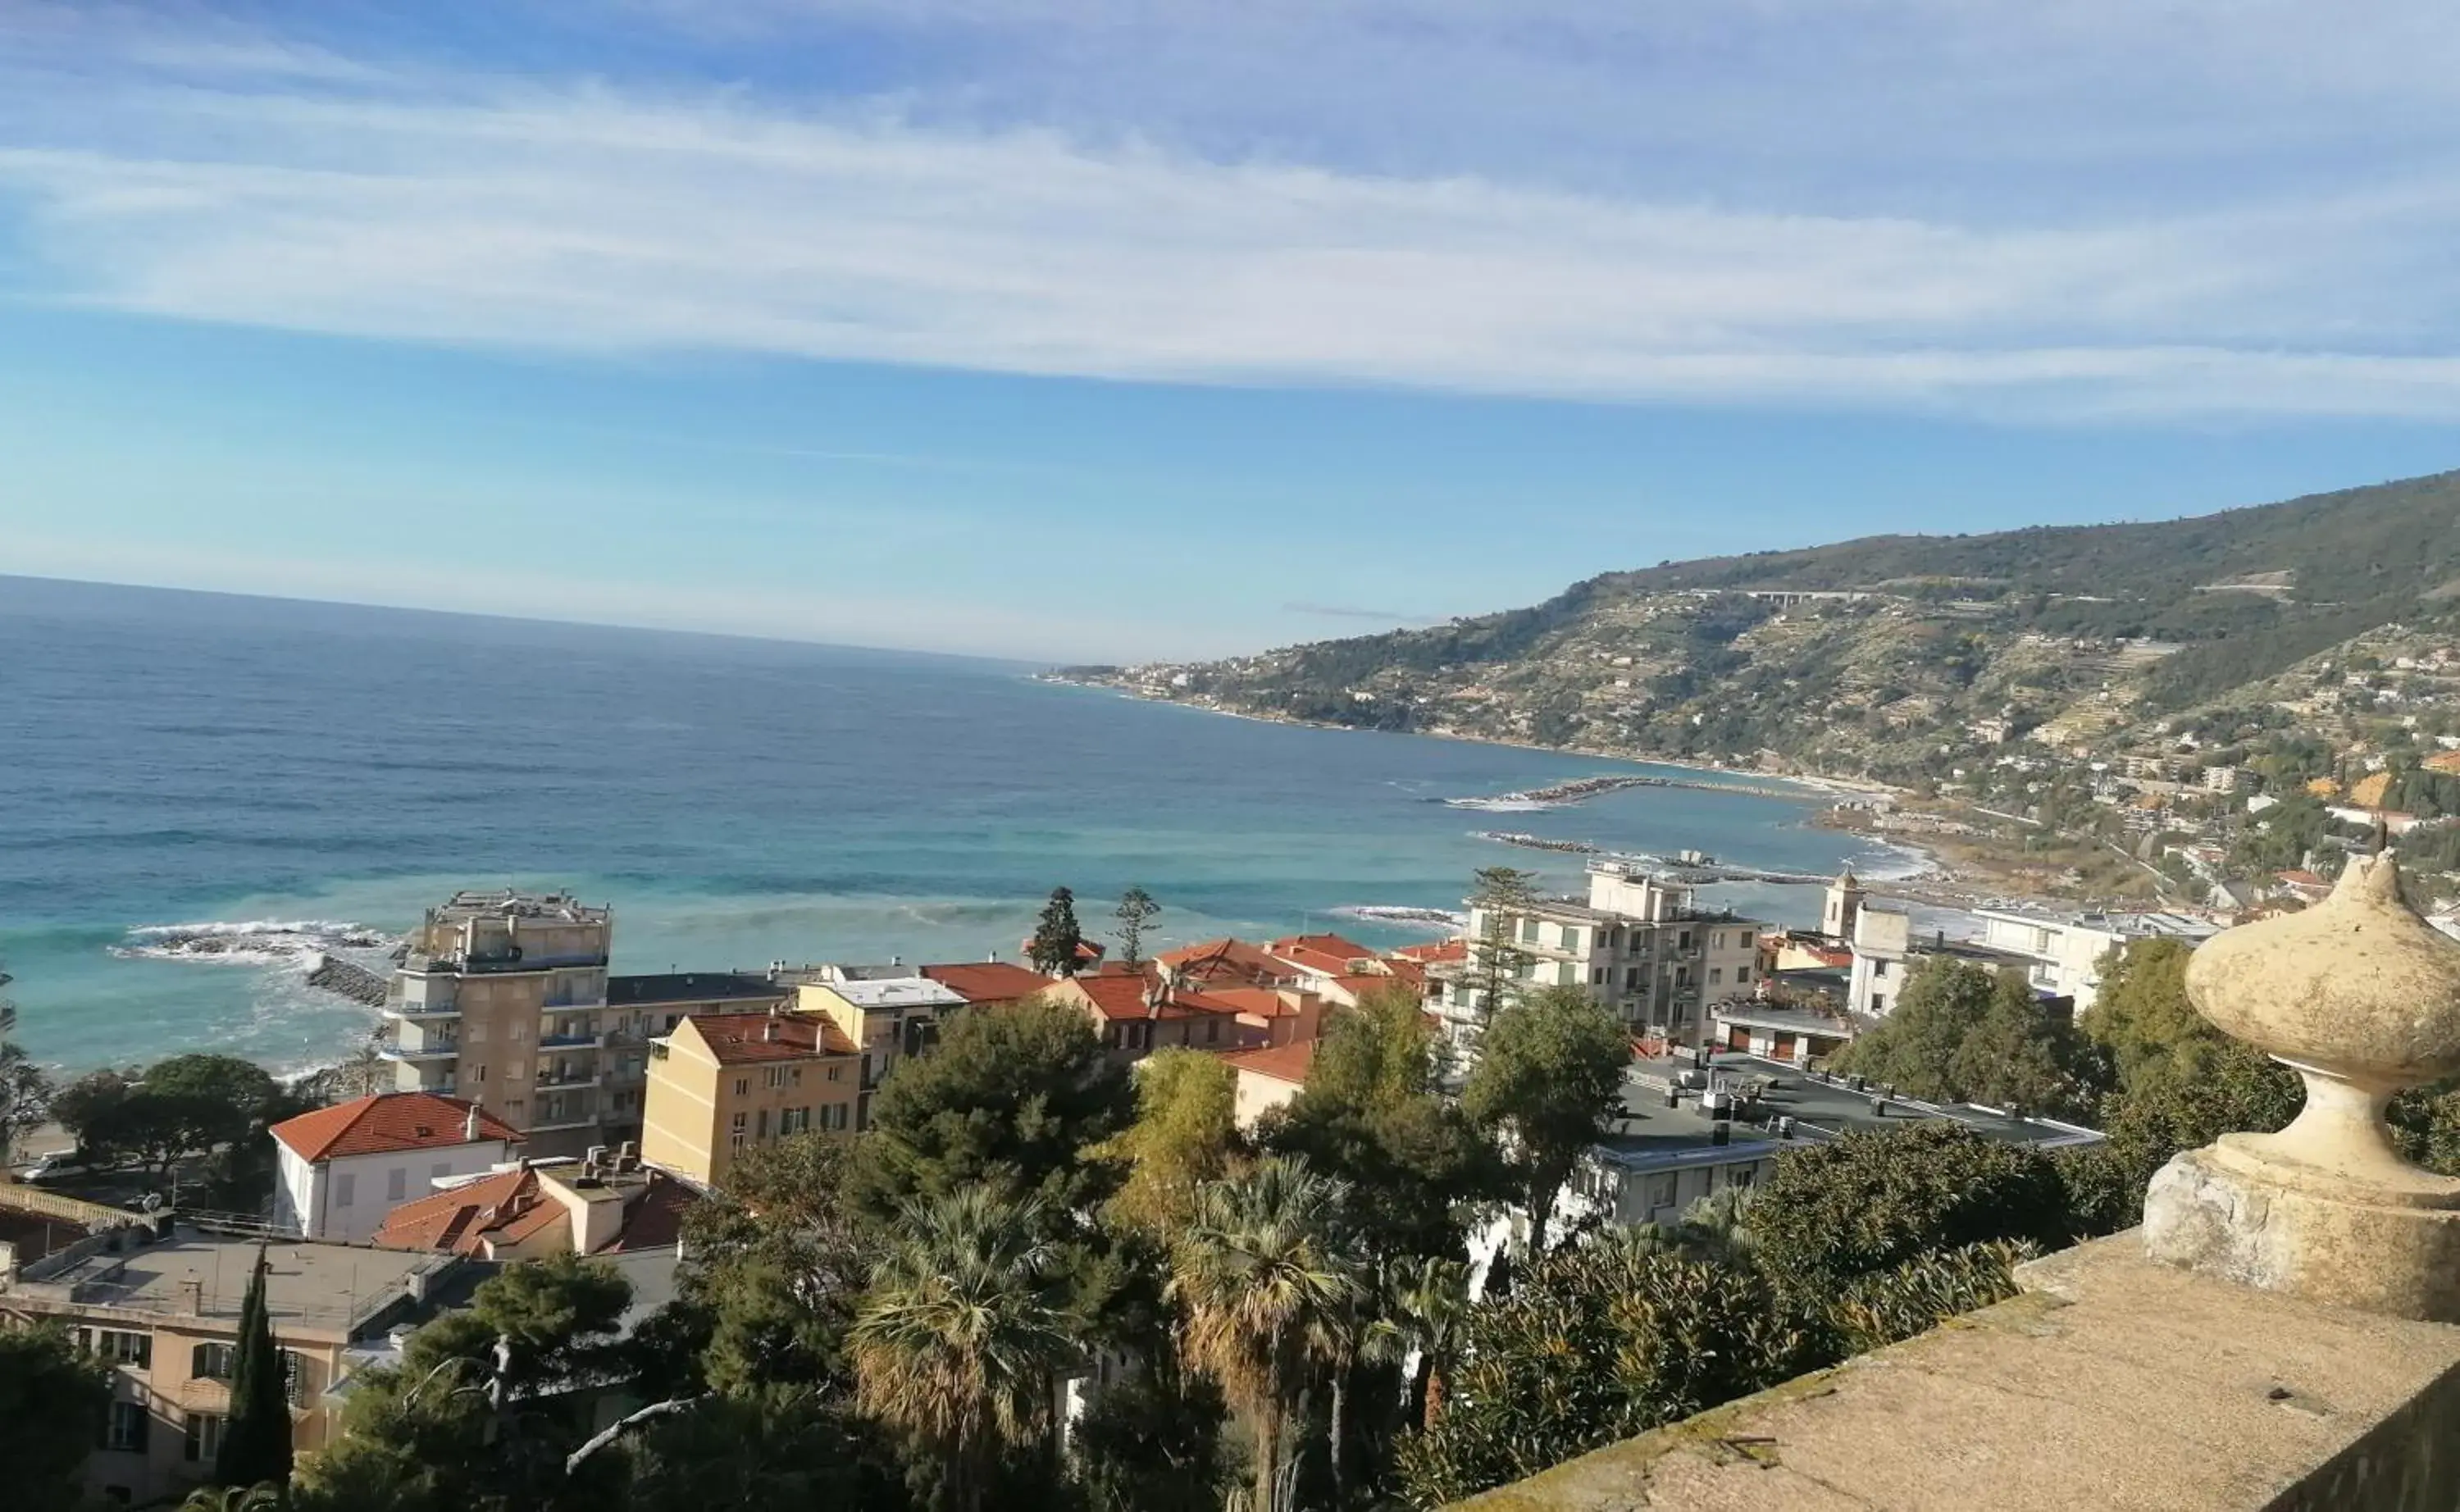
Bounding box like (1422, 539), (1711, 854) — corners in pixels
(1033, 674), (1903, 801)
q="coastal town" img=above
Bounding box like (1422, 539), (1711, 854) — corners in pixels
(3, 824), (2396, 1507)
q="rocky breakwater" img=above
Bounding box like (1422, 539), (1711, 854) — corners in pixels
(304, 955), (390, 1008)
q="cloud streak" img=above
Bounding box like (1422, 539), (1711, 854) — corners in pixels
(2, 13), (2459, 420)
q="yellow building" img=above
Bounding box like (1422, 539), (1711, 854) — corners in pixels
(640, 1011), (860, 1186)
(1, 1226), (447, 1506)
(789, 975), (968, 1129)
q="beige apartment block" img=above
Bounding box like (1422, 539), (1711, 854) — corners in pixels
(640, 1012), (862, 1186)
(2, 1225), (448, 1507)
(380, 890), (617, 1159)
(789, 974), (967, 1129)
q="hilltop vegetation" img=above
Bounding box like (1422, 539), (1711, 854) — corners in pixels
(1069, 470), (2460, 784)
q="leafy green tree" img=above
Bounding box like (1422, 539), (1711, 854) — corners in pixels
(299, 1254), (636, 1512)
(1836, 959), (2089, 1118)
(1395, 1232), (1819, 1505)
(1091, 1047), (1244, 1236)
(681, 1132), (873, 1397)
(215, 1248), (294, 1492)
(0, 1321), (110, 1512)
(1465, 868), (1541, 1019)
(1027, 887), (1087, 977)
(848, 996), (1132, 1218)
(850, 1188), (1073, 1512)
(1068, 1363), (1238, 1512)
(1171, 1156), (1369, 1512)
(1747, 1122), (2074, 1286)
(1110, 887), (1162, 968)
(617, 1391), (903, 1512)
(1460, 984), (1628, 1257)
(1264, 985), (1500, 1266)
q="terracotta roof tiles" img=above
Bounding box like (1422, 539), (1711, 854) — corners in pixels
(270, 1093), (521, 1164)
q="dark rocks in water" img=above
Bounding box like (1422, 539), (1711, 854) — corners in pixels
(306, 955), (389, 1009)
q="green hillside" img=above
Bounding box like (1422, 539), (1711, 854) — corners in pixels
(1067, 469), (2460, 782)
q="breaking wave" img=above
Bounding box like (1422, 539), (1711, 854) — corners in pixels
(1330, 904), (1465, 930)
(112, 919), (394, 968)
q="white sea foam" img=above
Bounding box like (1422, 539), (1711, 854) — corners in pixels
(112, 918), (394, 966)
(1442, 797), (1557, 813)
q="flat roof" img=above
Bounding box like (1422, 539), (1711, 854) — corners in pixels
(1709, 1005), (1856, 1037)
(26, 1229), (440, 1332)
(608, 972), (786, 1005)
(431, 890), (609, 923)
(816, 976), (968, 1009)
(1598, 1051), (2102, 1173)
(1976, 906), (2221, 940)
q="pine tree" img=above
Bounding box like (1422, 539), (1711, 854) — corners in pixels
(214, 1247), (293, 1493)
(1112, 887), (1161, 967)
(1027, 887), (1086, 976)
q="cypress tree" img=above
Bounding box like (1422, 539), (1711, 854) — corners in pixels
(214, 1246), (293, 1493)
(1027, 886), (1086, 976)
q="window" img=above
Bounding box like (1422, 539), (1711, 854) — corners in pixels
(466, 1021), (488, 1044)
(755, 1108), (771, 1138)
(735, 1077), (750, 1097)
(731, 1111), (748, 1132)
(472, 1066), (486, 1084)
(1871, 993), (1886, 1013)
(510, 1018), (529, 1041)
(827, 1064), (844, 1082)
(101, 1400), (148, 1454)
(183, 1413), (226, 1464)
(1519, 918), (1540, 944)
(506, 1059), (526, 1082)
(81, 1329), (152, 1369)
(780, 1107), (810, 1136)
(1645, 1175), (1678, 1214)
(1625, 968), (1642, 990)
(334, 1173), (356, 1209)
(1678, 931), (1693, 951)
(791, 1067), (803, 1086)
(193, 1341), (238, 1381)
(1205, 1018), (1221, 1044)
(1560, 924), (1583, 951)
(1709, 968), (1724, 986)
(1874, 959), (1889, 978)
(506, 1099), (525, 1121)
(386, 1167), (407, 1202)
(1591, 968), (1606, 985)
(1731, 1165), (1758, 1191)
(1737, 966), (1752, 985)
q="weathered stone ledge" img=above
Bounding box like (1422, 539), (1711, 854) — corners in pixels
(1453, 1232), (2460, 1511)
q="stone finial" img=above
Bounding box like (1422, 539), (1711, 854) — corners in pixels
(2144, 851), (2460, 1319)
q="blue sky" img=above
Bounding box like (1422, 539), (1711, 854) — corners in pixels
(3, 2), (2459, 661)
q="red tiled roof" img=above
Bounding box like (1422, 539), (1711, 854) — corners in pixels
(1328, 973), (1407, 1001)
(1376, 959), (1428, 988)
(271, 1093), (522, 1164)
(688, 1013), (859, 1063)
(1203, 986), (1309, 1020)
(372, 1165), (704, 1256)
(1223, 1039), (1317, 1086)
(1270, 932), (1374, 963)
(920, 961), (1055, 1004)
(2276, 869), (2329, 887)
(1063, 976), (1248, 1022)
(1157, 939), (1291, 986)
(1393, 938), (1469, 964)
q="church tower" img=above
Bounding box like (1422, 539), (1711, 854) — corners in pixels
(1822, 869), (1866, 940)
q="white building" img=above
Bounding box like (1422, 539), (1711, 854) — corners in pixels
(1848, 903), (2217, 1019)
(270, 1091), (522, 1244)
(1428, 860), (1765, 1053)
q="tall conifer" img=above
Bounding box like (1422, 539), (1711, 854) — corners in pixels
(214, 1246), (293, 1494)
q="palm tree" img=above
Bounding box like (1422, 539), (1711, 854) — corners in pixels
(849, 1186), (1073, 1512)
(1379, 1255), (1471, 1431)
(1170, 1155), (1368, 1512)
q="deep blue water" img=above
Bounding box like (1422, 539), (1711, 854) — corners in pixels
(0, 576), (1897, 1072)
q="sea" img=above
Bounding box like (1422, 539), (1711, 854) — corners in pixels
(0, 576), (1915, 1074)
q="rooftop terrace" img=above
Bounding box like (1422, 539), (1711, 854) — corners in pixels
(13, 1227), (445, 1332)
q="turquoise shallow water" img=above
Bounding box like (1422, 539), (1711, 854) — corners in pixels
(0, 576), (1902, 1073)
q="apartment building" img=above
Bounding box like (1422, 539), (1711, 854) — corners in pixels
(2, 1224), (451, 1506)
(790, 973), (968, 1128)
(1428, 861), (1765, 1052)
(642, 1011), (863, 1184)
(1848, 904), (2217, 1019)
(380, 890), (618, 1159)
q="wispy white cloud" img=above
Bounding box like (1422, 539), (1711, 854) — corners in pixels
(1, 8), (2458, 420)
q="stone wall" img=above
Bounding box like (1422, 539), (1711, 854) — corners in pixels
(1451, 1233), (2460, 1512)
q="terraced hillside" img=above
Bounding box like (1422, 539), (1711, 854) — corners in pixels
(1064, 470), (2460, 783)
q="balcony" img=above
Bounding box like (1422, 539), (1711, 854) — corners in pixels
(534, 1069), (600, 1090)
(538, 1030), (605, 1050)
(380, 1041), (458, 1063)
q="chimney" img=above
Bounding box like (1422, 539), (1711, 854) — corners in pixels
(464, 1104), (481, 1142)
(179, 1279), (204, 1315)
(763, 1019), (780, 1042)
(1711, 1124), (1730, 1147)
